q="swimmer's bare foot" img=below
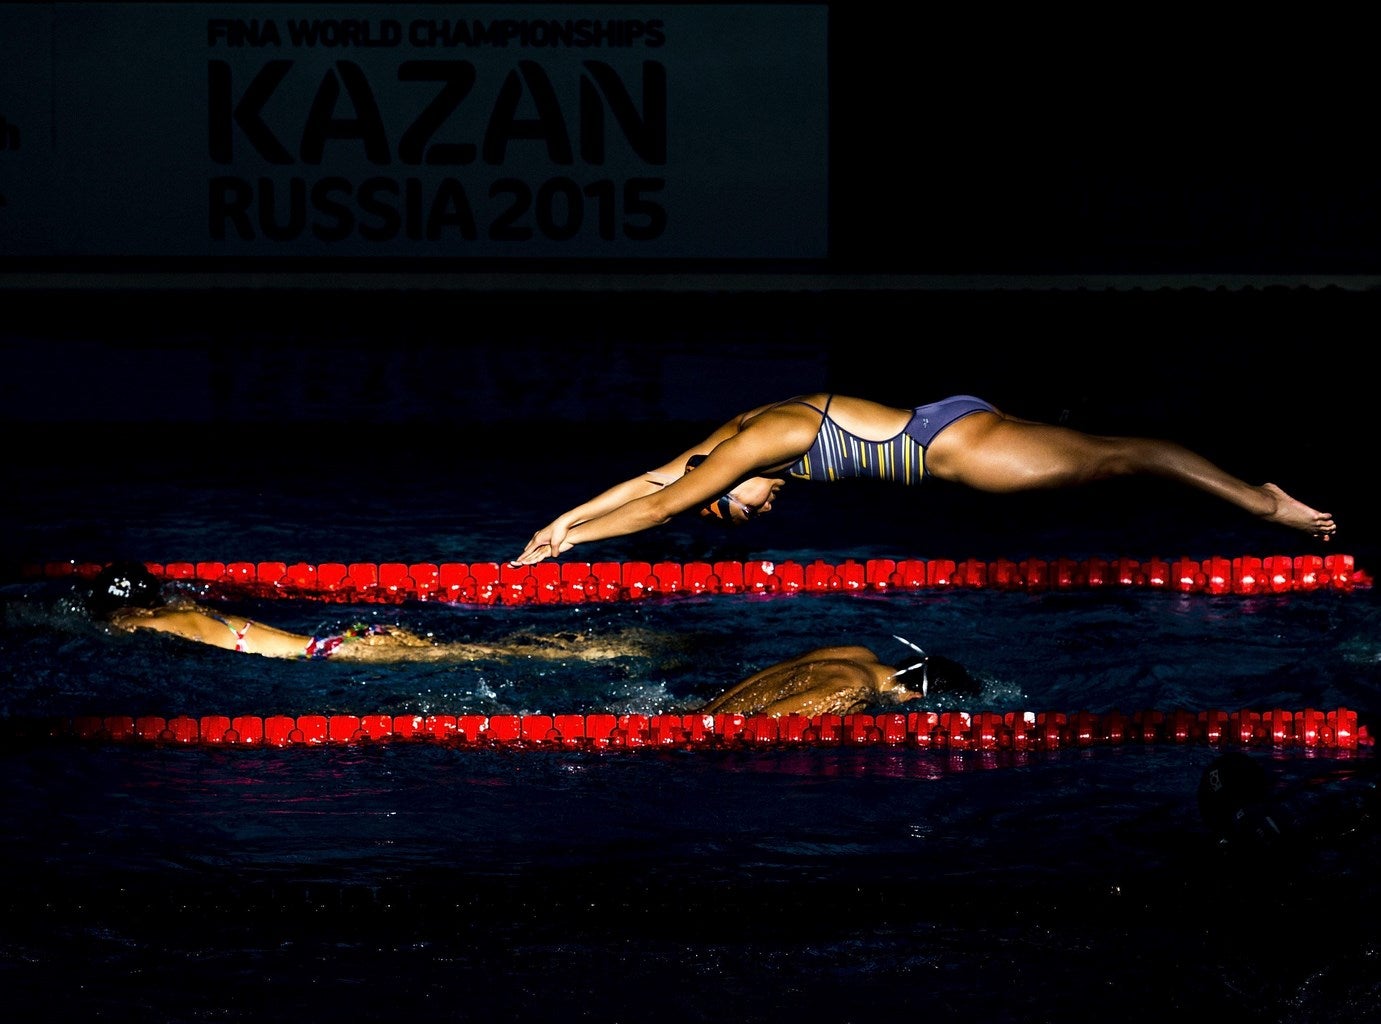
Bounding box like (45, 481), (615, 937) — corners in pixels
(1260, 483), (1336, 539)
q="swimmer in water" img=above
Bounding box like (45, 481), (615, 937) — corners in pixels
(511, 393), (1336, 565)
(696, 638), (981, 718)
(85, 561), (653, 663)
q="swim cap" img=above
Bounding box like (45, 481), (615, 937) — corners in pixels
(88, 561), (162, 619)
(889, 636), (982, 697)
(917, 653), (982, 697)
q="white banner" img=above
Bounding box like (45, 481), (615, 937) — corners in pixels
(0, 3), (827, 259)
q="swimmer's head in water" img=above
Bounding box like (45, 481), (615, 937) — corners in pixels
(685, 454), (754, 526)
(895, 654), (982, 699)
(889, 635), (982, 698)
(88, 561), (162, 619)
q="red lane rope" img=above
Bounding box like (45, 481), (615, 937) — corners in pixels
(26, 553), (1370, 604)
(12, 707), (1372, 751)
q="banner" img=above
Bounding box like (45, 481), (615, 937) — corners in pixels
(0, 4), (828, 260)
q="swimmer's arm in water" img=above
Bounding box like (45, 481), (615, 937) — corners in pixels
(111, 607), (653, 664)
(427, 629), (659, 664)
(111, 607), (317, 658)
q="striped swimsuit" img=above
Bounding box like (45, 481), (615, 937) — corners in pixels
(783, 394), (995, 484)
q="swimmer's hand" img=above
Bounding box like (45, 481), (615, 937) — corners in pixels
(512, 520), (572, 566)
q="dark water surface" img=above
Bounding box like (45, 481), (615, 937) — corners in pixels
(4, 415), (1379, 1024)
(4, 284), (1380, 1022)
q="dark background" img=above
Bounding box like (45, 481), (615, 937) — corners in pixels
(3, 3), (1375, 564)
(5, 3), (1378, 277)
(828, 12), (1379, 277)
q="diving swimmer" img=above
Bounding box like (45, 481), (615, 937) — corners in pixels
(511, 393), (1336, 565)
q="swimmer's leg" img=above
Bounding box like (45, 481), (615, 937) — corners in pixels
(928, 416), (1336, 538)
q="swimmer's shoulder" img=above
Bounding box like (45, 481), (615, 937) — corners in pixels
(737, 394), (831, 427)
(800, 644), (879, 663)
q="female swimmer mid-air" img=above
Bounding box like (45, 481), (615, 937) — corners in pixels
(512, 393), (1335, 565)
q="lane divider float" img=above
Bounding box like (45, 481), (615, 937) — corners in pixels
(23, 552), (1370, 605)
(10, 706), (1371, 751)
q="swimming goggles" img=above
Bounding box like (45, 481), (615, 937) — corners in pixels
(890, 634), (931, 696)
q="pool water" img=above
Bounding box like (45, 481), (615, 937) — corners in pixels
(3, 419), (1379, 1023)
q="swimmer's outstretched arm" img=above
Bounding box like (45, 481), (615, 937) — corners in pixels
(510, 412), (813, 565)
(511, 474), (673, 566)
(113, 607), (316, 658)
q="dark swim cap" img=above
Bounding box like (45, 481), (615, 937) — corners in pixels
(88, 561), (162, 619)
(889, 636), (982, 698)
(915, 654), (982, 697)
